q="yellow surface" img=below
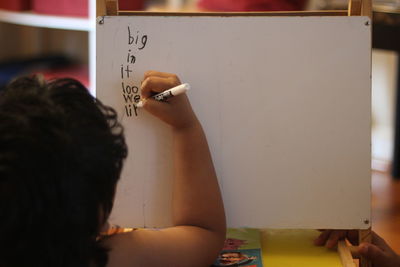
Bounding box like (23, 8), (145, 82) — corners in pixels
(261, 229), (343, 267)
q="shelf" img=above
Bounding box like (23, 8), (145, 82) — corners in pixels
(0, 9), (94, 31)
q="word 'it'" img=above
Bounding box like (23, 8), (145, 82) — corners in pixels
(121, 64), (133, 79)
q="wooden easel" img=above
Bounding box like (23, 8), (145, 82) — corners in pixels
(96, 0), (372, 266)
(97, 0), (371, 17)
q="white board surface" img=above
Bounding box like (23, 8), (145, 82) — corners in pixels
(97, 15), (371, 229)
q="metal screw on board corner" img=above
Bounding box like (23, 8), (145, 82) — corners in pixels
(98, 17), (105, 25)
(365, 21), (370, 26)
(364, 219), (370, 225)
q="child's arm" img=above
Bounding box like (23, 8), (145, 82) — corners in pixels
(105, 71), (226, 267)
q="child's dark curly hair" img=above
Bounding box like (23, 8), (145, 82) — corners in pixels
(0, 76), (127, 267)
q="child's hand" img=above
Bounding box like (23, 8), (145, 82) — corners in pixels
(140, 71), (198, 130)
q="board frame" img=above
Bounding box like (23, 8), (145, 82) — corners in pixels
(96, 0), (372, 266)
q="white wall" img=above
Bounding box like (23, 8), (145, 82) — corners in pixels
(372, 50), (397, 163)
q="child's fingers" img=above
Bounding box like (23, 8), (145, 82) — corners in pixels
(142, 98), (173, 121)
(347, 230), (359, 245)
(141, 76), (180, 99)
(314, 230), (350, 248)
(314, 230), (332, 246)
(325, 230), (346, 249)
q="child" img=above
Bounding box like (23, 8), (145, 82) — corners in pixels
(0, 71), (226, 267)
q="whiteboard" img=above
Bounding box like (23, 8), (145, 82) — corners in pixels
(97, 15), (371, 229)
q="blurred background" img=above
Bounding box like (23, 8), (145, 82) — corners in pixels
(0, 0), (399, 253)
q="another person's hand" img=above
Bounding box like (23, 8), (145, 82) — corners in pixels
(314, 230), (400, 267)
(141, 71), (198, 130)
(314, 230), (358, 249)
(358, 232), (400, 267)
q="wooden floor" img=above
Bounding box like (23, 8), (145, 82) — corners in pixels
(371, 170), (400, 253)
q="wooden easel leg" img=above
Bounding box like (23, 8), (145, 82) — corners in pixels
(348, 0), (362, 16)
(359, 229), (372, 267)
(338, 240), (357, 267)
(97, 0), (107, 17)
(105, 0), (119, 16)
(360, 0), (372, 18)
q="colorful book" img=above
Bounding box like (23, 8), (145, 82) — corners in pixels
(213, 228), (263, 267)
